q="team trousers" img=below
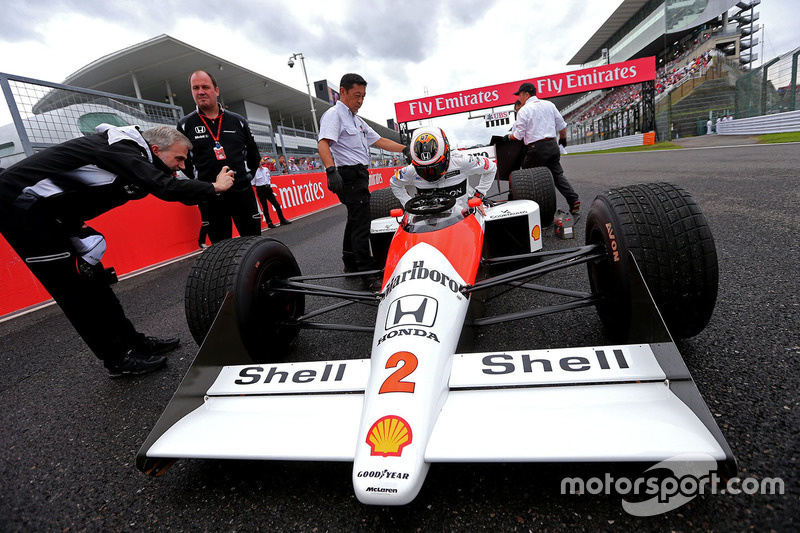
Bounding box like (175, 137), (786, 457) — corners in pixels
(255, 185), (287, 224)
(522, 139), (579, 208)
(199, 186), (262, 244)
(336, 164), (373, 271)
(0, 205), (138, 363)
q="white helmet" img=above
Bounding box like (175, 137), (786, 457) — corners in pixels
(410, 127), (450, 182)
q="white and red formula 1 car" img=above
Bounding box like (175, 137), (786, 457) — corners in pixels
(137, 167), (736, 506)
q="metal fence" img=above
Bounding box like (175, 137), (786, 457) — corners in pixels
(249, 119), (279, 159)
(654, 56), (741, 139)
(564, 45), (800, 142)
(568, 105), (643, 145)
(735, 45), (800, 118)
(0, 72), (184, 166)
(276, 124), (318, 160)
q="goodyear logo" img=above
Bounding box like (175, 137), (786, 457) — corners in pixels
(366, 415), (413, 457)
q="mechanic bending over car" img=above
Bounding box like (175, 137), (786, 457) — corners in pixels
(0, 125), (235, 378)
(390, 127), (496, 212)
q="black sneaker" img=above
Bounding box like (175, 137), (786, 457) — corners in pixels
(107, 351), (167, 378)
(267, 222), (277, 229)
(133, 334), (180, 357)
(280, 219), (292, 225)
(570, 200), (581, 215)
(363, 272), (384, 292)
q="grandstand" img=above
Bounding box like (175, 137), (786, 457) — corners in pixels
(563, 0), (762, 142)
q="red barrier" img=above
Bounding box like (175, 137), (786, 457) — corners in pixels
(0, 167), (399, 317)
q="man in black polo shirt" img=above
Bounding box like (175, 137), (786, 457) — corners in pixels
(178, 70), (263, 243)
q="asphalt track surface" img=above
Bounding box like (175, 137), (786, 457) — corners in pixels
(1, 138), (798, 532)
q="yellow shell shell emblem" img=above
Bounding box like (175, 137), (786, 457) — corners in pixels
(366, 415), (413, 457)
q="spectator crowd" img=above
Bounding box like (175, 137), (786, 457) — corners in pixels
(564, 47), (722, 128)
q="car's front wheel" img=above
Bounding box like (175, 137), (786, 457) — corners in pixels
(585, 182), (718, 341)
(185, 236), (304, 362)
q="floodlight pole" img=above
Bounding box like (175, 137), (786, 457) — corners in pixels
(289, 53), (319, 135)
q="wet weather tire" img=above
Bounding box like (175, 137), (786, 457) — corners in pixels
(509, 167), (556, 225)
(585, 182), (718, 341)
(370, 187), (402, 220)
(185, 236), (304, 362)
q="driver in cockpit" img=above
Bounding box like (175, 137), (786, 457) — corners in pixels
(390, 127), (496, 211)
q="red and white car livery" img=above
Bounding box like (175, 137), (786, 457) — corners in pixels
(138, 179), (734, 506)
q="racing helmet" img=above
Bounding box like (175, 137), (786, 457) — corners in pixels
(410, 127), (450, 182)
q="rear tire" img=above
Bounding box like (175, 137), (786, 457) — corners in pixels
(585, 182), (718, 340)
(509, 167), (556, 225)
(185, 236), (304, 362)
(369, 187), (403, 268)
(370, 187), (402, 220)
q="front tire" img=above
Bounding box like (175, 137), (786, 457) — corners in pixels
(509, 167), (556, 225)
(585, 182), (718, 341)
(185, 236), (304, 362)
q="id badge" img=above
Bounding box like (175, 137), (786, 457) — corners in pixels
(214, 144), (227, 160)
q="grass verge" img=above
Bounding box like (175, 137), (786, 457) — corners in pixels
(566, 141), (681, 155)
(755, 132), (800, 144)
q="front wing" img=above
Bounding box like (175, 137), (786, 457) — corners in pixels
(137, 267), (735, 478)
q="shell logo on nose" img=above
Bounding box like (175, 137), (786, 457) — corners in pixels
(366, 415), (413, 457)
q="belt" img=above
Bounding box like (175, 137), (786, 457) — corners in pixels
(338, 163), (368, 170)
(529, 137), (555, 145)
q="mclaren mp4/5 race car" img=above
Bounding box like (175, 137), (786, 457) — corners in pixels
(136, 166), (736, 506)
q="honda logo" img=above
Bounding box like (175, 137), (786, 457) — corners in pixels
(385, 295), (438, 329)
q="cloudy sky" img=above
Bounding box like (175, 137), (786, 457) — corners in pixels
(1, 0), (797, 147)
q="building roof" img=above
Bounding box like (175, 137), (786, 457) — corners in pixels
(568, 0), (652, 65)
(61, 34), (398, 140)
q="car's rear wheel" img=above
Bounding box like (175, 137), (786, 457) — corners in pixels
(370, 187), (402, 220)
(369, 187), (403, 268)
(585, 182), (718, 341)
(185, 236), (304, 362)
(509, 167), (556, 225)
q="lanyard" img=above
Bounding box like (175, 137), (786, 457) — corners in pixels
(198, 110), (224, 146)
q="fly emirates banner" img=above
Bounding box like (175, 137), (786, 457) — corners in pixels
(394, 56), (656, 123)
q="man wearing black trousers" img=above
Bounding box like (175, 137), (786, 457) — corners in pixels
(179, 70), (263, 243)
(509, 82), (580, 216)
(252, 156), (291, 228)
(0, 125), (233, 377)
(317, 73), (406, 273)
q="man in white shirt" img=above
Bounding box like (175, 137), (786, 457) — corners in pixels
(509, 82), (580, 215)
(317, 73), (407, 272)
(251, 156), (290, 228)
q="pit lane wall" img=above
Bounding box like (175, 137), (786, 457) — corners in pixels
(0, 168), (398, 318)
